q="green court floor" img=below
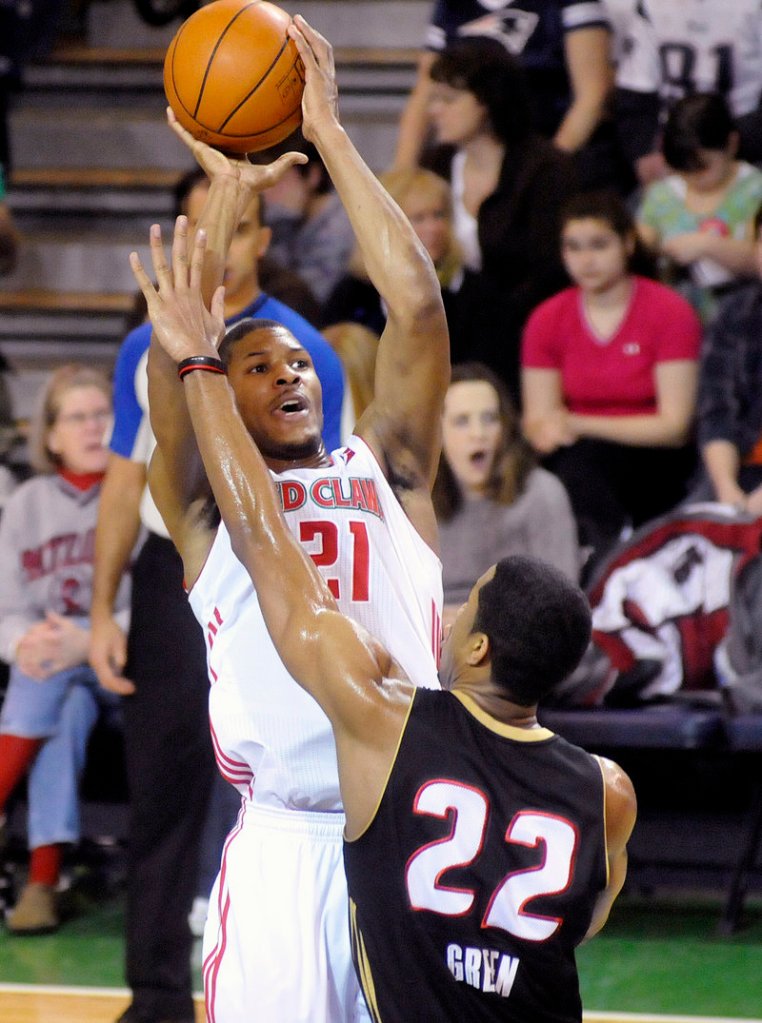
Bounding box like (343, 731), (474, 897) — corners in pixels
(1, 888), (761, 1018)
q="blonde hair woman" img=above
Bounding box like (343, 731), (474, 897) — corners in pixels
(322, 167), (465, 337)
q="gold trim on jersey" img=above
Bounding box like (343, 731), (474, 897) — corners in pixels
(593, 754), (611, 887)
(452, 690), (555, 742)
(346, 684), (418, 843)
(350, 897), (383, 1023)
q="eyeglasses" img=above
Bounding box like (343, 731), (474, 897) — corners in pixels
(57, 410), (112, 427)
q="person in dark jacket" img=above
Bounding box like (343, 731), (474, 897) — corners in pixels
(422, 37), (578, 400)
(696, 204), (762, 515)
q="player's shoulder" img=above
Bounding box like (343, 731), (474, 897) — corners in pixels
(596, 754), (637, 818)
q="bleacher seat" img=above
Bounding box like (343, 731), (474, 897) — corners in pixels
(538, 704), (725, 751)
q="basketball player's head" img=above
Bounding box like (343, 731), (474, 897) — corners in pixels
(440, 556), (591, 706)
(175, 168), (272, 316)
(218, 318), (325, 463)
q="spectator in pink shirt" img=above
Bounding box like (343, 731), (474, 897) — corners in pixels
(521, 190), (701, 571)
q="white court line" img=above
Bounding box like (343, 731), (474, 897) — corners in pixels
(586, 1014), (762, 1023)
(0, 986), (758, 1023)
(0, 983), (203, 998)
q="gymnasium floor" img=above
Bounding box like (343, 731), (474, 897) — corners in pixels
(1, 884), (761, 1022)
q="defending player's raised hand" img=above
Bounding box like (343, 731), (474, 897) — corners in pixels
(288, 16), (340, 140)
(167, 107), (308, 191)
(129, 216), (226, 365)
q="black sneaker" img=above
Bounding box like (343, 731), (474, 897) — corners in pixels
(115, 1006), (197, 1023)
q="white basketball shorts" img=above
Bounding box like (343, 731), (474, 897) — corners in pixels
(202, 802), (371, 1023)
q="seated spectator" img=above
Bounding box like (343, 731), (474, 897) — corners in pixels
(435, 362), (579, 626)
(394, 0), (623, 191)
(615, 0), (762, 186)
(521, 190), (701, 569)
(323, 168), (473, 355)
(638, 93), (762, 324)
(695, 204), (762, 515)
(422, 37), (578, 399)
(255, 133), (355, 309)
(0, 365), (127, 934)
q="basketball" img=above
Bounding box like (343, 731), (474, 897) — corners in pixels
(163, 0), (305, 154)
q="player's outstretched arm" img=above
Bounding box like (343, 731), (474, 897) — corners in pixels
(584, 756), (637, 941)
(132, 221), (410, 779)
(289, 17), (449, 548)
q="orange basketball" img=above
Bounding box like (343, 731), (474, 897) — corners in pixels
(164, 0), (305, 154)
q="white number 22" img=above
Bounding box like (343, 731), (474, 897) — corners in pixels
(405, 780), (578, 942)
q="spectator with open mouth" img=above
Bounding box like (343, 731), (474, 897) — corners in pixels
(434, 361), (579, 628)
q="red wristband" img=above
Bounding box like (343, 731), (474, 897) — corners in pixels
(177, 355), (226, 380)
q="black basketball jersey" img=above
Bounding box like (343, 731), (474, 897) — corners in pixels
(343, 687), (608, 1022)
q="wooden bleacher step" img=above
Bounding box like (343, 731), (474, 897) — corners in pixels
(0, 289), (136, 315)
(0, 289), (138, 346)
(8, 167), (185, 218)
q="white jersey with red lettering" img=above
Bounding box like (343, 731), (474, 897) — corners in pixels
(189, 436), (441, 1023)
(188, 434), (442, 811)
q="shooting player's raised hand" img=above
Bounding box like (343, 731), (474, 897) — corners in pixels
(129, 216), (225, 365)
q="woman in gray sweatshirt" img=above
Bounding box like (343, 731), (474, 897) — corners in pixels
(0, 365), (130, 934)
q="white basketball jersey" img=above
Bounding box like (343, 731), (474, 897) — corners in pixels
(188, 436), (443, 812)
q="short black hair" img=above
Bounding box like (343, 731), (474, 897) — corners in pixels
(662, 92), (736, 172)
(218, 317), (291, 366)
(430, 37), (531, 145)
(474, 556), (591, 705)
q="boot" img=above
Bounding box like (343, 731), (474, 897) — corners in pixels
(6, 881), (58, 934)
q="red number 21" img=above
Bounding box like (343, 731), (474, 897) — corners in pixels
(299, 519), (370, 602)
